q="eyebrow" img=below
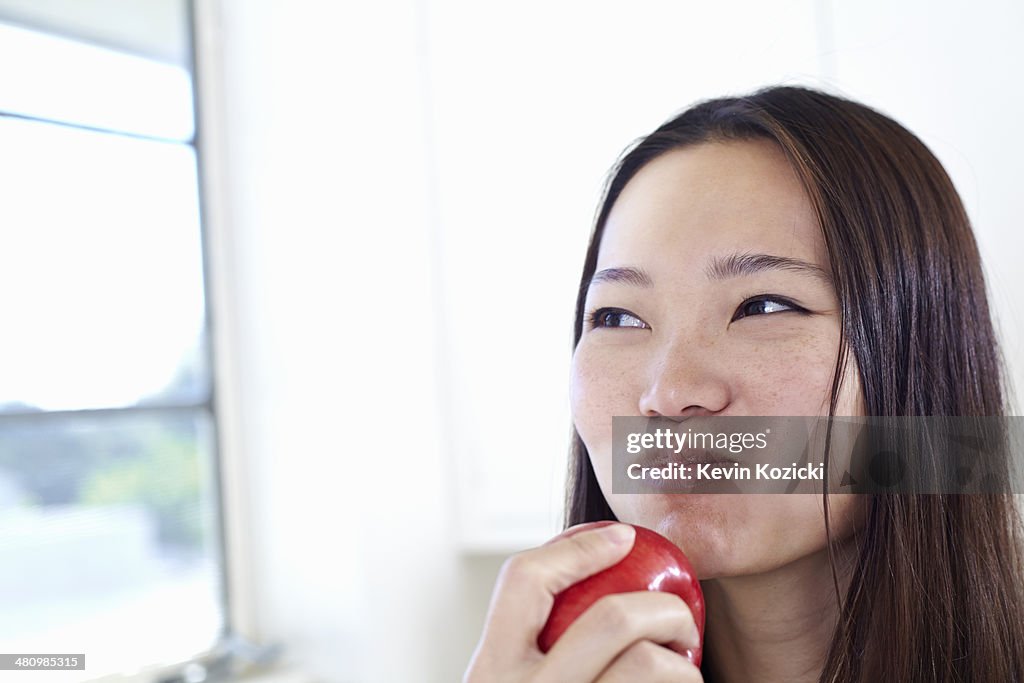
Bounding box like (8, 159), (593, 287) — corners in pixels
(589, 266), (654, 287)
(705, 252), (833, 284)
(589, 252), (833, 289)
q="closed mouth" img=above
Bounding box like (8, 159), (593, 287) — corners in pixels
(642, 446), (738, 469)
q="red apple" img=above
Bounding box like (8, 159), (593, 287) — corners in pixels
(537, 522), (705, 667)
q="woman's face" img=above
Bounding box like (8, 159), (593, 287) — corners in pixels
(570, 139), (866, 579)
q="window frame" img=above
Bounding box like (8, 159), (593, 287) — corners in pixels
(0, 1), (273, 679)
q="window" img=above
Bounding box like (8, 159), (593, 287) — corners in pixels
(0, 2), (226, 678)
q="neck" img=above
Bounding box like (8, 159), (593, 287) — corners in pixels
(700, 537), (859, 683)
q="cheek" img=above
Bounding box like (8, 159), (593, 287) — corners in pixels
(739, 329), (846, 414)
(753, 333), (864, 418)
(570, 341), (639, 447)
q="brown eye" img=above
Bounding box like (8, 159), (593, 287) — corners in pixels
(588, 308), (649, 329)
(732, 296), (801, 321)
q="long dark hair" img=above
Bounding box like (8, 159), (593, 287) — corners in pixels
(566, 86), (1024, 681)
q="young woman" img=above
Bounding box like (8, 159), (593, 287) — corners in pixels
(464, 86), (1024, 682)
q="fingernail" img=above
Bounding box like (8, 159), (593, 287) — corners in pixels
(688, 622), (701, 648)
(684, 648), (698, 666)
(600, 523), (635, 546)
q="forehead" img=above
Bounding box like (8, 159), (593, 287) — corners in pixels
(599, 140), (826, 273)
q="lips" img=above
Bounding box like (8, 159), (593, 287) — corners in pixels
(642, 445), (737, 469)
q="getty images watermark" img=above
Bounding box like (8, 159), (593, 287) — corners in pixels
(611, 416), (1024, 494)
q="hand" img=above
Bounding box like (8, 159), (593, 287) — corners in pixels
(463, 523), (703, 683)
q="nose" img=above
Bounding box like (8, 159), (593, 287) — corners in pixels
(637, 338), (731, 417)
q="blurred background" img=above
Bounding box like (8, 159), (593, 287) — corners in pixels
(0, 1), (1020, 682)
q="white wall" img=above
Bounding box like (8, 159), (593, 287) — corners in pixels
(824, 0), (1024, 411)
(203, 2), (1024, 682)
(205, 1), (492, 680)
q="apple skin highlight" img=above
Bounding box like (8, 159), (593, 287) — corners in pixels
(537, 522), (706, 667)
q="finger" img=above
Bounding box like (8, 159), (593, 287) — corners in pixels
(539, 591), (699, 682)
(541, 520), (617, 546)
(484, 523), (636, 650)
(595, 640), (703, 683)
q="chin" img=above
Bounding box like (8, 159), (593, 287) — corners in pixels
(611, 494), (745, 580)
